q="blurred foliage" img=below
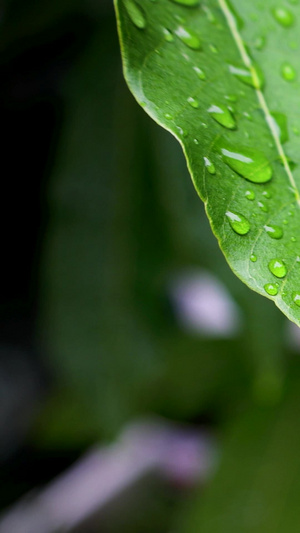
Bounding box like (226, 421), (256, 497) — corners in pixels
(1, 0), (300, 530)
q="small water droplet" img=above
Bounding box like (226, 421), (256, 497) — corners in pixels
(163, 28), (174, 42)
(291, 236), (297, 242)
(187, 96), (199, 108)
(243, 111), (253, 121)
(264, 283), (278, 296)
(228, 63), (264, 89)
(262, 190), (271, 198)
(268, 258), (287, 278)
(209, 44), (218, 53)
(171, 0), (199, 5)
(175, 26), (201, 50)
(203, 5), (216, 23)
(204, 157), (216, 174)
(250, 254), (257, 262)
(283, 219), (289, 225)
(245, 190), (255, 200)
(208, 103), (236, 129)
(264, 224), (283, 239)
(194, 138), (199, 144)
(258, 201), (269, 212)
(165, 113), (173, 120)
(293, 292), (300, 307)
(193, 66), (206, 80)
(225, 94), (237, 102)
(226, 211), (250, 235)
(218, 142), (273, 183)
(124, 0), (147, 29)
(254, 35), (266, 50)
(269, 112), (289, 143)
(272, 6), (294, 27)
(281, 62), (296, 81)
(293, 126), (300, 136)
(176, 125), (188, 137)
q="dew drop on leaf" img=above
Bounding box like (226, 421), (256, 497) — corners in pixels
(281, 62), (296, 81)
(208, 103), (236, 129)
(123, 0), (147, 29)
(187, 96), (199, 108)
(163, 28), (174, 42)
(262, 190), (271, 198)
(204, 156), (216, 174)
(175, 26), (201, 50)
(264, 224), (283, 239)
(258, 201), (269, 212)
(209, 44), (218, 53)
(226, 211), (250, 235)
(293, 292), (300, 307)
(228, 63), (264, 89)
(193, 66), (206, 80)
(268, 258), (287, 278)
(245, 190), (255, 200)
(291, 236), (297, 242)
(165, 113), (173, 119)
(225, 94), (237, 102)
(250, 254), (257, 262)
(264, 283), (278, 296)
(219, 142), (273, 183)
(269, 112), (289, 143)
(254, 36), (266, 50)
(272, 6), (294, 27)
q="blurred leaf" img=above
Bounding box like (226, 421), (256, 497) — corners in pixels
(115, 0), (300, 326)
(177, 369), (300, 532)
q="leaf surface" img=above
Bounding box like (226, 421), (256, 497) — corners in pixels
(114, 0), (300, 326)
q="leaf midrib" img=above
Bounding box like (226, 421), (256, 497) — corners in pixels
(218, 0), (300, 207)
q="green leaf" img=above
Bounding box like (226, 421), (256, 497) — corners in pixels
(114, 0), (300, 326)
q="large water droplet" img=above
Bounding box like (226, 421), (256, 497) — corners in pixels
(250, 254), (257, 262)
(228, 63), (264, 89)
(171, 0), (199, 5)
(218, 142), (273, 183)
(208, 103), (236, 129)
(124, 0), (147, 28)
(264, 283), (278, 296)
(226, 211), (250, 235)
(175, 26), (201, 50)
(204, 157), (216, 174)
(281, 62), (296, 81)
(188, 96), (199, 108)
(268, 258), (287, 278)
(264, 224), (283, 239)
(293, 292), (300, 307)
(272, 6), (294, 27)
(269, 112), (288, 143)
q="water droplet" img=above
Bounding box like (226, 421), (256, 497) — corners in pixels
(209, 44), (218, 53)
(281, 62), (296, 81)
(250, 254), (257, 262)
(243, 111), (253, 121)
(269, 112), (288, 143)
(245, 190), (255, 200)
(165, 113), (173, 120)
(254, 36), (266, 50)
(291, 236), (297, 242)
(176, 125), (188, 137)
(264, 224), (283, 239)
(258, 201), (269, 212)
(262, 190), (271, 198)
(264, 283), (278, 296)
(272, 6), (294, 27)
(293, 292), (300, 307)
(124, 0), (147, 29)
(175, 26), (201, 50)
(188, 96), (199, 108)
(293, 126), (300, 136)
(268, 258), (287, 278)
(226, 211), (250, 235)
(283, 219), (289, 225)
(194, 138), (199, 144)
(163, 28), (174, 42)
(225, 94), (237, 102)
(171, 0), (199, 5)
(208, 103), (236, 129)
(218, 142), (273, 183)
(203, 5), (216, 23)
(193, 66), (206, 80)
(204, 157), (216, 174)
(228, 63), (264, 89)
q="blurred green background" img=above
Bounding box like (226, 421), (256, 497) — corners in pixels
(1, 1), (300, 531)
